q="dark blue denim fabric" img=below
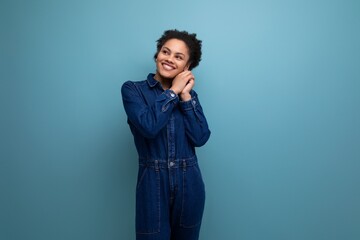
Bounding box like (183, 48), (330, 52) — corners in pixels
(121, 73), (211, 240)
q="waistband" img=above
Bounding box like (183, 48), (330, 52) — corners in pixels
(138, 155), (197, 169)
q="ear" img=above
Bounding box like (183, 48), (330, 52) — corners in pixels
(184, 62), (191, 71)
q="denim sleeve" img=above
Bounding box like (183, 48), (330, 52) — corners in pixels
(121, 81), (179, 138)
(179, 90), (211, 147)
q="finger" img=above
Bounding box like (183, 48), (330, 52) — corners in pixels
(179, 72), (192, 82)
(178, 70), (190, 78)
(188, 73), (195, 81)
(183, 70), (192, 76)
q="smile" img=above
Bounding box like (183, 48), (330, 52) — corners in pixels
(162, 63), (176, 71)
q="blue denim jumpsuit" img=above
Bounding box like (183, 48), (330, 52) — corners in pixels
(121, 73), (211, 240)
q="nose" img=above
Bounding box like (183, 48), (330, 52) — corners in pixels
(166, 55), (174, 63)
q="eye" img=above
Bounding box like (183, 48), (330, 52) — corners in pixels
(176, 55), (183, 60)
(162, 49), (169, 55)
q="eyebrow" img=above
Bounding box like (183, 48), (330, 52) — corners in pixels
(162, 47), (186, 57)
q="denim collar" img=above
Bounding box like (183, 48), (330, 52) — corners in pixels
(147, 73), (160, 88)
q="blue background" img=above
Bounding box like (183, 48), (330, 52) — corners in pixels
(1, 0), (359, 239)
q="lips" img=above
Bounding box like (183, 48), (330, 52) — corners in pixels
(162, 62), (176, 71)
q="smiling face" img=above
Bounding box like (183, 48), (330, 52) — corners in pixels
(154, 38), (190, 81)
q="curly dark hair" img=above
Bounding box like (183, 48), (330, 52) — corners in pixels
(153, 29), (202, 70)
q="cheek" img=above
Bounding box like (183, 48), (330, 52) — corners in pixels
(172, 59), (183, 68)
(155, 59), (162, 68)
(178, 61), (188, 70)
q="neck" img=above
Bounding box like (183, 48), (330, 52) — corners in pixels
(154, 72), (172, 90)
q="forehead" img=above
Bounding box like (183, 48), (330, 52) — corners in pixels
(162, 39), (189, 56)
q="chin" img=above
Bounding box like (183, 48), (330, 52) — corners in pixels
(158, 69), (177, 79)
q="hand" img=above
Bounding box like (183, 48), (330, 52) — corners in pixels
(180, 78), (194, 101)
(170, 70), (194, 95)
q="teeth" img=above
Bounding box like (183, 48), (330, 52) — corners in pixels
(163, 64), (174, 70)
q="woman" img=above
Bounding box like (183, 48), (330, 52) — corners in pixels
(121, 29), (211, 240)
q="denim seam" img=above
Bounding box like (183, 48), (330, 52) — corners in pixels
(156, 168), (161, 233)
(136, 167), (161, 234)
(136, 167), (148, 189)
(180, 165), (202, 229)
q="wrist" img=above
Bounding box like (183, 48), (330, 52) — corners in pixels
(180, 92), (191, 101)
(170, 88), (180, 95)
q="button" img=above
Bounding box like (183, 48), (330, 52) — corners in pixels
(170, 93), (175, 97)
(169, 162), (175, 167)
(192, 100), (196, 104)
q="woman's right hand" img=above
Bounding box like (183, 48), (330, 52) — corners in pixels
(170, 70), (194, 94)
